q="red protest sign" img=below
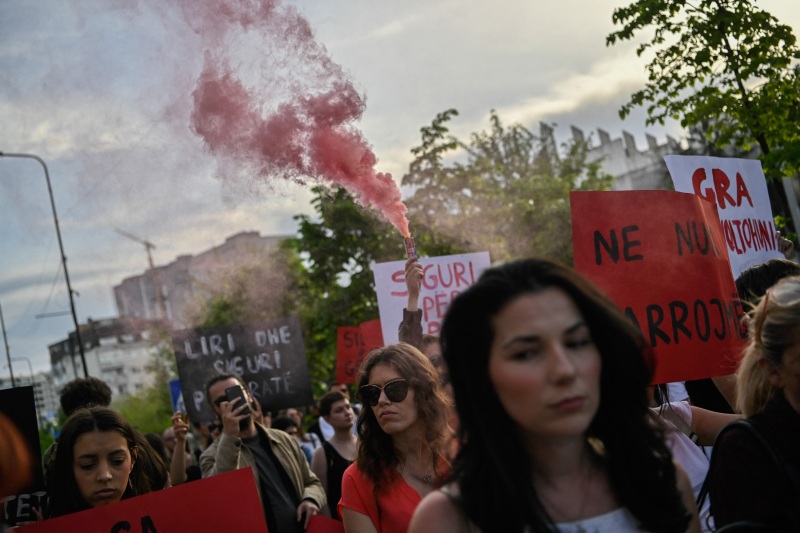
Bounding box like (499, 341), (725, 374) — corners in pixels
(335, 320), (384, 383)
(571, 190), (746, 384)
(336, 326), (363, 384)
(359, 319), (384, 352)
(20, 468), (266, 533)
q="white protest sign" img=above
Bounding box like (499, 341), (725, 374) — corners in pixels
(373, 252), (491, 344)
(665, 155), (782, 278)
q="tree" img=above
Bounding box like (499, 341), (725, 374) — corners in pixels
(282, 111), (611, 388)
(607, 0), (800, 227)
(184, 247), (295, 327)
(114, 325), (176, 434)
(402, 109), (614, 265)
(285, 187), (410, 394)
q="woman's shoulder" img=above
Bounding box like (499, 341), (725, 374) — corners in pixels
(409, 485), (473, 533)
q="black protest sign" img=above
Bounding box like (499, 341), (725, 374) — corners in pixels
(172, 317), (313, 423)
(0, 386), (47, 526)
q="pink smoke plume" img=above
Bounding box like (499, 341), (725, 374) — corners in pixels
(183, 0), (410, 237)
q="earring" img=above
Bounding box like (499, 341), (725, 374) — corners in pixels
(128, 476), (135, 495)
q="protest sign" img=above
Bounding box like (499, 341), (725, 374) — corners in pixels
(168, 379), (184, 413)
(336, 319), (384, 383)
(0, 386), (46, 527)
(665, 155), (782, 278)
(172, 317), (313, 423)
(373, 252), (491, 344)
(571, 190), (746, 383)
(19, 468), (266, 533)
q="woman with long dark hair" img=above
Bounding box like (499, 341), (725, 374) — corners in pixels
(339, 343), (451, 532)
(46, 406), (157, 518)
(410, 258), (698, 532)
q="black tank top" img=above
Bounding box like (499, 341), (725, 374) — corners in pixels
(322, 440), (353, 520)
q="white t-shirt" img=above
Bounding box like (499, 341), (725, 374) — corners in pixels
(660, 401), (713, 532)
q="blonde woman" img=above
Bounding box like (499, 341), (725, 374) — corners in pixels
(707, 275), (800, 529)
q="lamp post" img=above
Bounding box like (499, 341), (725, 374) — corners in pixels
(0, 151), (88, 377)
(0, 298), (14, 387)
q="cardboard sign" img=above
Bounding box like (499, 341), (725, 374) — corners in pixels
(19, 468), (266, 533)
(571, 190), (746, 383)
(0, 386), (46, 527)
(172, 317), (313, 423)
(665, 155), (782, 278)
(372, 252), (491, 344)
(335, 319), (384, 384)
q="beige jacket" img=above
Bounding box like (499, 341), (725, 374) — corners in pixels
(200, 423), (326, 510)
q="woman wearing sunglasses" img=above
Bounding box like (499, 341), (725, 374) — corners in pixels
(339, 343), (451, 532)
(409, 258), (698, 533)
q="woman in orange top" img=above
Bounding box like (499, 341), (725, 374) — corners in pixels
(339, 343), (451, 533)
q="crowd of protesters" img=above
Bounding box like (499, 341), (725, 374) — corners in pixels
(14, 245), (800, 532)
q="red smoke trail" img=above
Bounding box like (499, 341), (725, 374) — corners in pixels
(182, 0), (410, 237)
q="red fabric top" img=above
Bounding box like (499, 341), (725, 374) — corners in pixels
(338, 462), (422, 533)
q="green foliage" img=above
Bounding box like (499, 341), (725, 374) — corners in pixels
(285, 187), (405, 394)
(402, 110), (614, 265)
(607, 0), (800, 222)
(272, 111), (613, 390)
(113, 379), (173, 435)
(115, 328), (177, 435)
(38, 423), (56, 458)
(189, 248), (296, 328)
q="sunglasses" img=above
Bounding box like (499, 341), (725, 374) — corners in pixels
(359, 378), (410, 406)
(208, 422), (222, 432)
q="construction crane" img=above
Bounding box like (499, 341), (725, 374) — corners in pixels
(115, 228), (167, 320)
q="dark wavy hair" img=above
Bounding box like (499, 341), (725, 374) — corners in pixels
(440, 258), (690, 532)
(59, 377), (112, 416)
(355, 342), (450, 493)
(46, 407), (155, 518)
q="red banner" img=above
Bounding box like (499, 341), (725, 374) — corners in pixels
(20, 468), (266, 533)
(571, 190), (746, 384)
(335, 319), (384, 383)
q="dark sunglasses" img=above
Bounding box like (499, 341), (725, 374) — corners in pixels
(359, 378), (409, 406)
(208, 422), (222, 432)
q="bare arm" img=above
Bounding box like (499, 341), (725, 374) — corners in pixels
(689, 406), (742, 446)
(169, 412), (190, 485)
(310, 445), (331, 518)
(342, 508), (380, 533)
(405, 258), (423, 312)
(408, 490), (465, 533)
(710, 374), (737, 412)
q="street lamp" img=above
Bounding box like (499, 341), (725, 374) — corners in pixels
(0, 151), (88, 377)
(0, 298), (14, 387)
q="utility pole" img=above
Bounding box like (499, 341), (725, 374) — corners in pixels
(115, 229), (167, 320)
(0, 151), (88, 377)
(0, 298), (15, 387)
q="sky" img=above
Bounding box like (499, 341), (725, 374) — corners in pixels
(1, 0), (799, 376)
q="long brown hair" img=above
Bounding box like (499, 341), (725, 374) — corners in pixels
(738, 275), (800, 416)
(355, 342), (450, 492)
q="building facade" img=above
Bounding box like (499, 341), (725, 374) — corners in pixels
(0, 371), (59, 428)
(48, 316), (165, 400)
(558, 125), (682, 191)
(113, 231), (289, 328)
